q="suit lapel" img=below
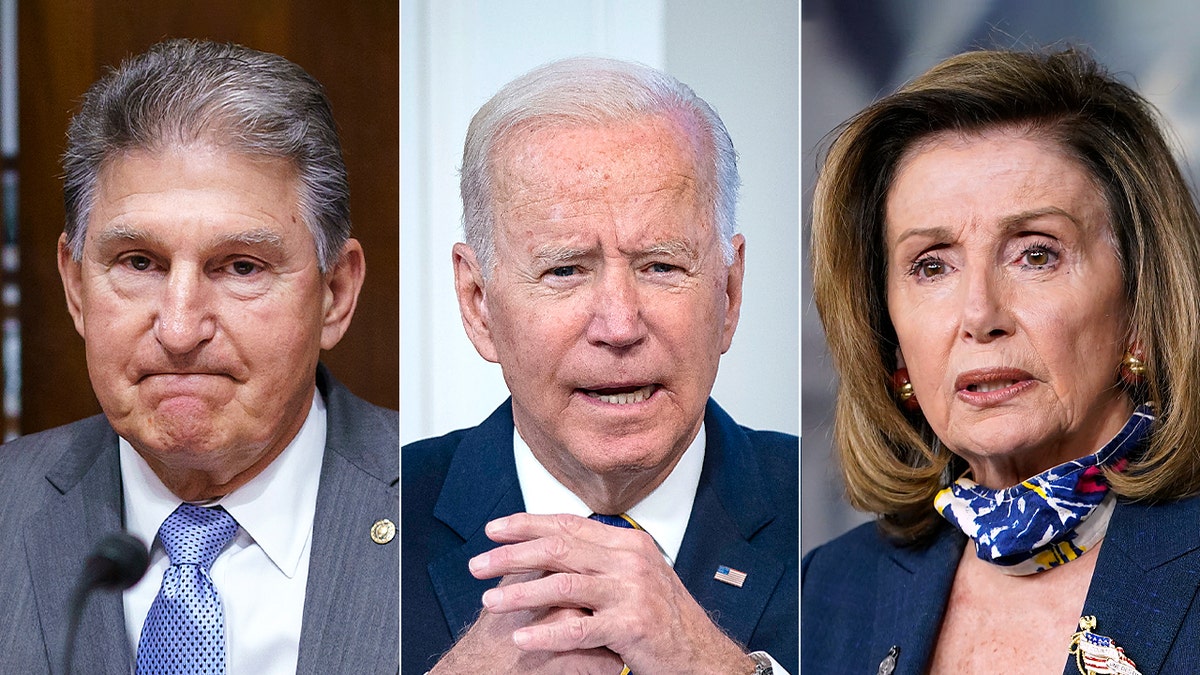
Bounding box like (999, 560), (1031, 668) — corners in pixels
(673, 402), (788, 647)
(25, 417), (131, 675)
(428, 401), (524, 637)
(870, 526), (961, 675)
(297, 369), (400, 675)
(1067, 497), (1200, 675)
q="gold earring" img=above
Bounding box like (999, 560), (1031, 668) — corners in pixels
(1120, 350), (1146, 387)
(892, 368), (920, 412)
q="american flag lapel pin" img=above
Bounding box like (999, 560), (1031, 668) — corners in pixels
(1068, 616), (1141, 675)
(713, 565), (747, 588)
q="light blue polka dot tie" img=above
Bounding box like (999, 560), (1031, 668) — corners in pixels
(136, 503), (238, 675)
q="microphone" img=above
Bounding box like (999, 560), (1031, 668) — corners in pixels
(63, 533), (149, 675)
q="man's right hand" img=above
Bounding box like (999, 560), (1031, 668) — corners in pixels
(430, 573), (625, 675)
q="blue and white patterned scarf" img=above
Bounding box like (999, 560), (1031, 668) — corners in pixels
(934, 405), (1154, 575)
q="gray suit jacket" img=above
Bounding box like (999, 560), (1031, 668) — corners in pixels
(0, 366), (398, 674)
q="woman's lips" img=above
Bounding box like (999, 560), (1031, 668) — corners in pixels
(954, 367), (1036, 406)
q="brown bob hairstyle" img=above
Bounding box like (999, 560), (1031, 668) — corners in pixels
(811, 48), (1200, 542)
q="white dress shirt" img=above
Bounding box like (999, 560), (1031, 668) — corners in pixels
(513, 423), (705, 565)
(121, 391), (326, 675)
(512, 423), (789, 675)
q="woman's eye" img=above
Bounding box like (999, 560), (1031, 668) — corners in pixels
(1021, 247), (1055, 267)
(909, 256), (946, 279)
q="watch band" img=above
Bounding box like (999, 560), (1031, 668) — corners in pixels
(748, 651), (773, 675)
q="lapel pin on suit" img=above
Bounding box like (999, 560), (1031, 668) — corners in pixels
(877, 645), (899, 675)
(1069, 616), (1141, 675)
(370, 518), (395, 544)
(713, 565), (747, 587)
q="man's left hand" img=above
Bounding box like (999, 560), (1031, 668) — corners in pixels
(468, 513), (754, 675)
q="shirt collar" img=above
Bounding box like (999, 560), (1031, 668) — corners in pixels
(513, 423), (706, 566)
(120, 389), (327, 578)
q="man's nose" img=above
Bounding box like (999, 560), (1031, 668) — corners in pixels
(154, 268), (216, 354)
(586, 269), (648, 349)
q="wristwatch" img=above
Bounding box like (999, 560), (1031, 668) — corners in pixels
(748, 651), (773, 675)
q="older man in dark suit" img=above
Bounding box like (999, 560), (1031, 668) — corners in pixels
(0, 40), (397, 674)
(402, 57), (797, 675)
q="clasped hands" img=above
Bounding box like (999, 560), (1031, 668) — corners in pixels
(432, 513), (752, 674)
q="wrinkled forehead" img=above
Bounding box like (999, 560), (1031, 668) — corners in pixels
(88, 143), (310, 245)
(892, 125), (1108, 199)
(491, 114), (713, 231)
(490, 111), (710, 195)
(885, 125), (1116, 236)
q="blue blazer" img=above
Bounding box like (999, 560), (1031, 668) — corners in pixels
(0, 366), (399, 674)
(802, 496), (1200, 674)
(401, 399), (798, 675)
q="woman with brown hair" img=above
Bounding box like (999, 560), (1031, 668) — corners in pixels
(804, 48), (1200, 674)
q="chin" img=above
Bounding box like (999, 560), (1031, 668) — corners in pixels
(573, 432), (680, 474)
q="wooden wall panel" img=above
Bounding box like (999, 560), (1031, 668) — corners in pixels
(17, 0), (398, 433)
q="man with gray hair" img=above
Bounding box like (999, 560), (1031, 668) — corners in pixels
(0, 39), (397, 674)
(403, 57), (797, 674)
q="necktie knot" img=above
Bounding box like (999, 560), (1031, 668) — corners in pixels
(158, 503), (238, 570)
(589, 513), (641, 530)
(137, 503), (237, 674)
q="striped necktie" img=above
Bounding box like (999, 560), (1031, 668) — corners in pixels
(588, 512), (642, 530)
(136, 503), (238, 675)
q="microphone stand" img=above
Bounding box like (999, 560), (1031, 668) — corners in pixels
(63, 533), (149, 675)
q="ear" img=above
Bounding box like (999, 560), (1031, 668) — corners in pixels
(719, 234), (746, 354)
(57, 233), (87, 338)
(319, 238), (366, 350)
(452, 242), (499, 363)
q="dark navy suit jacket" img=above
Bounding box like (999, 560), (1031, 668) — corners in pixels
(401, 398), (798, 675)
(0, 366), (399, 674)
(802, 497), (1200, 674)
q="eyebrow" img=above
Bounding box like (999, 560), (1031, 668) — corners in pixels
(532, 245), (591, 264)
(92, 224), (286, 251)
(93, 225), (166, 249)
(639, 239), (698, 259)
(212, 227), (287, 251)
(892, 207), (1082, 246)
(531, 239), (699, 263)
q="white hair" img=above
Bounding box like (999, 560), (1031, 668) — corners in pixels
(460, 57), (740, 276)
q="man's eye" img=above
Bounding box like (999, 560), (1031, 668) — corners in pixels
(550, 266), (576, 277)
(126, 255), (153, 271)
(229, 260), (260, 276)
(648, 262), (678, 274)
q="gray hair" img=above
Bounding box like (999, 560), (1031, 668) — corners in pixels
(62, 39), (350, 271)
(460, 56), (739, 275)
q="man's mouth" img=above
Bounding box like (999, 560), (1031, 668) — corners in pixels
(138, 370), (235, 384)
(581, 384), (658, 405)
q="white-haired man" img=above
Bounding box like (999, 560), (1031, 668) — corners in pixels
(403, 57), (797, 675)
